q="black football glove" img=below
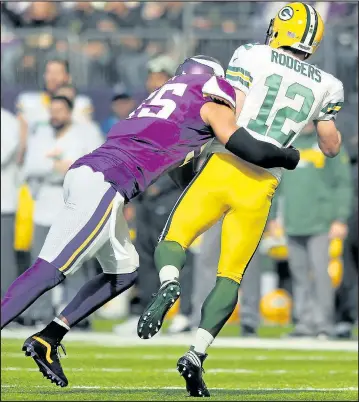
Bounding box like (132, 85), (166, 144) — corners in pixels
(283, 146), (300, 170)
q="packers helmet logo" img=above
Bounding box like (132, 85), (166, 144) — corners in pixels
(278, 6), (294, 21)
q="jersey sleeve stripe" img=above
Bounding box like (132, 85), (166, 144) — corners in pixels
(326, 108), (342, 116)
(321, 102), (344, 113)
(225, 73), (250, 89)
(226, 66), (253, 83)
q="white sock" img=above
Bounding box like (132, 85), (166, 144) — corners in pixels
(159, 265), (179, 284)
(54, 317), (70, 331)
(192, 328), (214, 355)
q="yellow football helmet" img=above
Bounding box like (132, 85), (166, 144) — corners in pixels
(266, 2), (324, 58)
(260, 289), (292, 325)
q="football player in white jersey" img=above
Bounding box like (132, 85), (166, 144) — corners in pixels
(137, 2), (343, 397)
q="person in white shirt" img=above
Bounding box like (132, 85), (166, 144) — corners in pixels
(20, 96), (103, 326)
(1, 108), (20, 297)
(16, 59), (94, 164)
(55, 84), (104, 147)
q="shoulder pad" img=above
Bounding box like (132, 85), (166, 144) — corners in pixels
(202, 76), (236, 110)
(240, 42), (261, 51)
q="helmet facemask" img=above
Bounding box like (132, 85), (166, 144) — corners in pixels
(265, 18), (275, 46)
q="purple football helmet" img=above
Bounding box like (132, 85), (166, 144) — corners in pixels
(175, 55), (225, 77)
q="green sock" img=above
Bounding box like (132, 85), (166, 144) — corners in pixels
(154, 241), (186, 283)
(199, 276), (239, 338)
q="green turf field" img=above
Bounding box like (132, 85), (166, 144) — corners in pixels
(1, 337), (358, 401)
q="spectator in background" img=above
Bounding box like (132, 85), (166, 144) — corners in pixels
(56, 2), (110, 33)
(101, 83), (136, 136)
(141, 2), (168, 29)
(164, 2), (184, 29)
(146, 54), (177, 92)
(1, 2), (30, 26)
(78, 10), (119, 87)
(268, 122), (353, 339)
(55, 84), (104, 146)
(19, 96), (103, 327)
(104, 2), (142, 28)
(16, 2), (63, 82)
(191, 1), (241, 66)
(335, 164), (358, 338)
(1, 107), (20, 298)
(1, 3), (24, 85)
(334, 102), (358, 339)
(16, 58), (93, 164)
(20, 1), (60, 29)
(140, 3), (177, 64)
(1, 2), (27, 28)
(4, 2), (63, 87)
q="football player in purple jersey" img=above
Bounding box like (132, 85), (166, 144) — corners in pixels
(1, 55), (299, 387)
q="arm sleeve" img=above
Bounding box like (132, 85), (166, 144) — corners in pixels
(225, 44), (256, 95)
(1, 113), (20, 166)
(327, 146), (353, 222)
(315, 79), (344, 122)
(225, 128), (300, 170)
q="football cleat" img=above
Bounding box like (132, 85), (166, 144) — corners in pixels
(22, 333), (68, 387)
(137, 280), (181, 339)
(177, 348), (210, 397)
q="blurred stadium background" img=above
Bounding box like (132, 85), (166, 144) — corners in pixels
(1, 2), (358, 400)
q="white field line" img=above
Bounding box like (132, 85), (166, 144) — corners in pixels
(1, 329), (358, 352)
(2, 352), (358, 361)
(1, 384), (358, 392)
(1, 367), (358, 375)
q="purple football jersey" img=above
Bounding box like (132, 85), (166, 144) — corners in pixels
(71, 74), (235, 200)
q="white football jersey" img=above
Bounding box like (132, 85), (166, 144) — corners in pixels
(211, 43), (344, 180)
(226, 43), (344, 148)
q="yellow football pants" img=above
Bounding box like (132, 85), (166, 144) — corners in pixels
(162, 153), (279, 284)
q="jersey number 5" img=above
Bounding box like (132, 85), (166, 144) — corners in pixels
(129, 83), (187, 120)
(247, 74), (315, 146)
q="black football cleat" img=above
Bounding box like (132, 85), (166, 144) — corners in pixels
(177, 348), (210, 397)
(22, 333), (68, 387)
(137, 280), (181, 339)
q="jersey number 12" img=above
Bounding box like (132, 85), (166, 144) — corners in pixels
(247, 74), (315, 146)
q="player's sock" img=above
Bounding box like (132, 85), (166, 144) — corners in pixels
(155, 241), (186, 283)
(1, 258), (65, 329)
(40, 319), (70, 342)
(191, 329), (214, 356)
(59, 271), (138, 327)
(198, 276), (239, 340)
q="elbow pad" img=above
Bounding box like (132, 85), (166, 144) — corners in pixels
(225, 128), (300, 170)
